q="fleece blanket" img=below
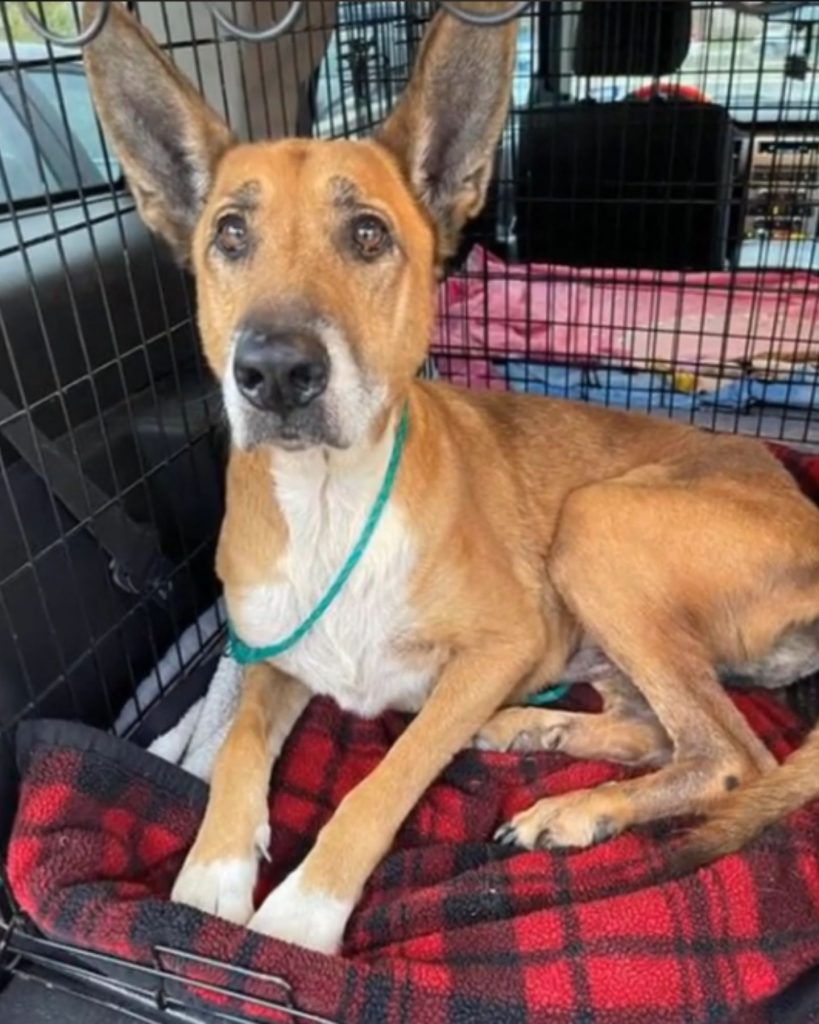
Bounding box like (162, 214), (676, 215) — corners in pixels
(7, 447), (819, 1024)
(433, 246), (819, 391)
(7, 693), (819, 1024)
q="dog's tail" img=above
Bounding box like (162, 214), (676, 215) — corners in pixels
(671, 722), (819, 873)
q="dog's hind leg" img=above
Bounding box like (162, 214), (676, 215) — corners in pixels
(494, 648), (764, 852)
(674, 616), (819, 869)
(496, 475), (791, 852)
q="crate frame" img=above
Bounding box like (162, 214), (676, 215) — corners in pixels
(1, 1), (819, 1018)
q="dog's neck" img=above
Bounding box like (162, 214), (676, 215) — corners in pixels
(267, 399), (406, 515)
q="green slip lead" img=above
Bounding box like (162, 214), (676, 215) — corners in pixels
(228, 403), (410, 666)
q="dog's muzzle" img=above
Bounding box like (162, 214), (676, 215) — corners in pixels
(233, 324), (329, 415)
(229, 321), (339, 450)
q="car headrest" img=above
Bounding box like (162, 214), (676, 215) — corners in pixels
(574, 1), (692, 78)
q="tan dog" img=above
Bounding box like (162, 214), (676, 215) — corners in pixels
(84, 2), (819, 954)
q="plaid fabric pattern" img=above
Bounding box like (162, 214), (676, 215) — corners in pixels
(767, 443), (819, 499)
(7, 447), (819, 1024)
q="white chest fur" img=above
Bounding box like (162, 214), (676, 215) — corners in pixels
(230, 439), (440, 718)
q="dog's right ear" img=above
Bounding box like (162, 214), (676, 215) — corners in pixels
(83, 2), (235, 264)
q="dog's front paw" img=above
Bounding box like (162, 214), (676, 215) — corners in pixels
(495, 789), (624, 852)
(248, 866), (353, 955)
(172, 856), (257, 924)
(171, 823), (270, 925)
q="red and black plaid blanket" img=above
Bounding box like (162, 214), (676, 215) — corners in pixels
(7, 446), (819, 1024)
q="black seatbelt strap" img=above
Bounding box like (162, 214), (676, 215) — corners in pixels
(0, 389), (172, 602)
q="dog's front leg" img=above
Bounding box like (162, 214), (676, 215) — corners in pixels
(248, 639), (539, 954)
(172, 662), (310, 924)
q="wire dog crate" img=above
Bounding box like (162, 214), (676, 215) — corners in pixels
(1, 1), (818, 1021)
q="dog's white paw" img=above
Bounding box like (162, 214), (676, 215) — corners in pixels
(171, 823), (270, 925)
(172, 857), (257, 924)
(247, 866), (353, 955)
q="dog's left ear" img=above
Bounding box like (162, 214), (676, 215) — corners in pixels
(82, 1), (235, 264)
(377, 2), (518, 261)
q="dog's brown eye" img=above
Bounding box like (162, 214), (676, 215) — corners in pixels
(352, 214), (390, 259)
(215, 213), (248, 258)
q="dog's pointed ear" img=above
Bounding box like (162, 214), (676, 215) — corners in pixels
(83, 2), (235, 264)
(377, 2), (517, 262)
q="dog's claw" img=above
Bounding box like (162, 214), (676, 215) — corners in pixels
(494, 822), (521, 847)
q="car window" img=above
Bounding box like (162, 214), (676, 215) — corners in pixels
(0, 3), (121, 207)
(0, 89), (59, 206)
(27, 67), (120, 182)
(313, 1), (535, 139)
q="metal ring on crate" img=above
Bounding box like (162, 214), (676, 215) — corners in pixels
(14, 0), (112, 48)
(205, 0), (305, 42)
(438, 1), (533, 26)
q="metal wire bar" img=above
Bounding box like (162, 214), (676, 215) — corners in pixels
(0, 922), (344, 1024)
(0, 16), (191, 769)
(11, 0), (543, 48)
(13, 1), (808, 50)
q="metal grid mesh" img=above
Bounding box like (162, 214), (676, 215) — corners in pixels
(431, 1), (819, 444)
(0, 0), (818, 1011)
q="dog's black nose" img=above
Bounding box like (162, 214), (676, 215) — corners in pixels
(233, 326), (329, 413)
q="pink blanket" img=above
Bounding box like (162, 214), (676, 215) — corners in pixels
(433, 247), (819, 390)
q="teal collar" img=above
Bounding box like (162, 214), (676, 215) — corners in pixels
(227, 403), (410, 666)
